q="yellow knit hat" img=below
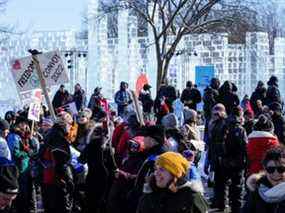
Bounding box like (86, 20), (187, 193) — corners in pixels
(156, 152), (189, 178)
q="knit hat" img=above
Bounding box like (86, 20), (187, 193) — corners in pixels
(156, 152), (189, 178)
(0, 165), (19, 194)
(183, 108), (197, 123)
(161, 113), (178, 129)
(0, 119), (10, 131)
(140, 125), (165, 145)
(254, 114), (274, 132)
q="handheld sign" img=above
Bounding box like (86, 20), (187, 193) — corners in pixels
(10, 50), (69, 93)
(28, 102), (41, 122)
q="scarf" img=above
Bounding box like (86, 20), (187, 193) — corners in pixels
(258, 181), (285, 203)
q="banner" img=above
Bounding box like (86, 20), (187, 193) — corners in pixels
(195, 66), (215, 110)
(10, 50), (69, 93)
(135, 73), (149, 96)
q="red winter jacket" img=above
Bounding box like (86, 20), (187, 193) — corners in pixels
(112, 122), (128, 148)
(247, 131), (279, 176)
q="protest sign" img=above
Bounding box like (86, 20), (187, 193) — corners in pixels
(10, 50), (69, 93)
(28, 102), (41, 122)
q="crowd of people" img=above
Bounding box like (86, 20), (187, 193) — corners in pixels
(0, 75), (284, 213)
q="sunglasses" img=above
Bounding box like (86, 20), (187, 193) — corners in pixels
(265, 166), (285, 174)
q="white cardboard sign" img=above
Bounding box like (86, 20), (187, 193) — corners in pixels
(10, 50), (69, 93)
(28, 102), (41, 122)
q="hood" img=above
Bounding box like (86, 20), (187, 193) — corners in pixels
(248, 131), (276, 140)
(177, 180), (204, 194)
(226, 115), (241, 126)
(246, 172), (265, 192)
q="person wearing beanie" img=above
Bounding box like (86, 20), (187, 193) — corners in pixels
(247, 114), (279, 176)
(210, 106), (248, 213)
(243, 109), (255, 136)
(136, 151), (208, 213)
(0, 164), (19, 212)
(181, 81), (202, 111)
(250, 81), (267, 115)
(161, 113), (184, 152)
(138, 84), (154, 121)
(269, 102), (285, 146)
(126, 125), (166, 212)
(265, 75), (282, 106)
(75, 108), (97, 152)
(6, 116), (39, 213)
(0, 119), (11, 161)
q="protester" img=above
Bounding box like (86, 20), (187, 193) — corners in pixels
(243, 109), (255, 136)
(0, 119), (11, 161)
(73, 83), (87, 111)
(127, 125), (166, 212)
(269, 102), (285, 145)
(136, 152), (208, 213)
(218, 81), (240, 115)
(181, 81), (202, 111)
(161, 113), (182, 152)
(250, 81), (267, 115)
(114, 82), (132, 117)
(182, 150), (204, 193)
(138, 84), (154, 121)
(4, 111), (16, 128)
(52, 84), (70, 111)
(265, 75), (282, 106)
(244, 146), (285, 213)
(0, 163), (19, 213)
(7, 116), (39, 213)
(40, 114), (74, 213)
(203, 77), (220, 123)
(107, 136), (145, 213)
(74, 108), (95, 152)
(247, 114), (279, 176)
(79, 125), (110, 213)
(88, 87), (103, 110)
(213, 106), (247, 213)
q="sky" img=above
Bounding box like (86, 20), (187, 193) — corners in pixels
(1, 0), (88, 31)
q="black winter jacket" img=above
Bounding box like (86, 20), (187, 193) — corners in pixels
(181, 87), (202, 110)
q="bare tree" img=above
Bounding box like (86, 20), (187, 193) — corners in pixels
(91, 0), (281, 90)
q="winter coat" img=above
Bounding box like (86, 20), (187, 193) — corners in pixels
(40, 124), (72, 185)
(107, 152), (147, 213)
(137, 177), (208, 213)
(203, 86), (219, 120)
(7, 132), (38, 174)
(243, 120), (255, 136)
(52, 90), (70, 110)
(79, 128), (110, 211)
(247, 131), (279, 176)
(0, 137), (11, 161)
(208, 117), (227, 168)
(181, 87), (202, 110)
(265, 85), (282, 106)
(73, 89), (86, 111)
(127, 145), (165, 212)
(218, 92), (240, 115)
(250, 87), (266, 114)
(222, 116), (248, 170)
(114, 90), (132, 117)
(271, 114), (285, 146)
(244, 174), (285, 213)
(139, 90), (154, 113)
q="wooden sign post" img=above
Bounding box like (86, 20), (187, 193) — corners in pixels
(29, 50), (57, 121)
